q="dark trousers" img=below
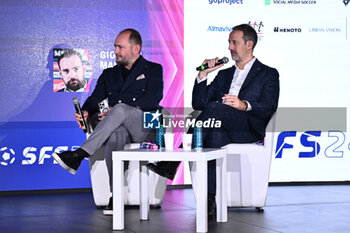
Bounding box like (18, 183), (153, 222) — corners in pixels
(193, 102), (260, 198)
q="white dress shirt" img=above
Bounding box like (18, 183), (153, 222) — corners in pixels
(196, 57), (256, 111)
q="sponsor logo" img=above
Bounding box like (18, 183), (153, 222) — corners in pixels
(206, 21), (265, 38)
(274, 27), (302, 33)
(143, 110), (162, 129)
(344, 0), (349, 6)
(162, 118), (221, 129)
(309, 27), (341, 33)
(275, 131), (347, 159)
(208, 0), (243, 5)
(248, 21), (264, 41)
(267, 0), (317, 5)
(207, 26), (232, 32)
(0, 147), (15, 166)
(0, 146), (78, 166)
(143, 111), (222, 129)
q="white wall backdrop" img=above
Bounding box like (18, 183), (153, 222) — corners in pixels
(184, 0), (350, 182)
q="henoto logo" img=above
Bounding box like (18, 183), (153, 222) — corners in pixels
(274, 27), (302, 33)
(0, 147), (15, 166)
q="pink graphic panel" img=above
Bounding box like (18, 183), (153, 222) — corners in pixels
(147, 0), (185, 185)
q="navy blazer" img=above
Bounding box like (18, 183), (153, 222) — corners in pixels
(192, 59), (279, 138)
(82, 56), (163, 116)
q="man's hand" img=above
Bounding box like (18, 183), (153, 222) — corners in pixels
(97, 106), (112, 121)
(222, 94), (247, 111)
(74, 110), (89, 129)
(198, 57), (224, 80)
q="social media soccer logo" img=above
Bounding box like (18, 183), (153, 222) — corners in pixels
(0, 147), (15, 166)
(143, 110), (161, 129)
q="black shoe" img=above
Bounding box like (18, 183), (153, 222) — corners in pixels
(103, 197), (113, 215)
(208, 198), (216, 219)
(52, 149), (86, 174)
(146, 161), (180, 180)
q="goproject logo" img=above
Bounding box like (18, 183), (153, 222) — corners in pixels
(0, 147), (15, 166)
(208, 0), (243, 5)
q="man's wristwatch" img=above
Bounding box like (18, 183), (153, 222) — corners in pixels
(243, 100), (248, 112)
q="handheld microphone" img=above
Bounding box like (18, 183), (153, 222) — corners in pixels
(72, 97), (90, 134)
(196, 57), (229, 71)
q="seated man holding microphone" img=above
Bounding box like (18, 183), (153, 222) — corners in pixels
(52, 28), (163, 215)
(147, 24), (280, 217)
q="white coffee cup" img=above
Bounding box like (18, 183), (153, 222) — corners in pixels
(164, 133), (174, 150)
(182, 133), (193, 151)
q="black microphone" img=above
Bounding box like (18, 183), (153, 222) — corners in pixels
(196, 57), (229, 71)
(72, 97), (90, 134)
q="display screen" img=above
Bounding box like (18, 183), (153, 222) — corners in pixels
(1, 0), (349, 191)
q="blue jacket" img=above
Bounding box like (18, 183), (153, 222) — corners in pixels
(192, 59), (279, 138)
(82, 56), (163, 116)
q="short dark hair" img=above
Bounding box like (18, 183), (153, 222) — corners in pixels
(119, 28), (142, 50)
(232, 24), (258, 49)
(57, 49), (83, 69)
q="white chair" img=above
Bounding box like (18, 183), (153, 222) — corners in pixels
(188, 111), (276, 211)
(87, 109), (170, 207)
(223, 113), (276, 211)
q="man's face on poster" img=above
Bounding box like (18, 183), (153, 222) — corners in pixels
(59, 54), (86, 91)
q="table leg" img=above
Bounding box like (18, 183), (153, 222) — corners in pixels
(216, 157), (227, 222)
(140, 163), (149, 220)
(113, 159), (124, 230)
(196, 161), (208, 232)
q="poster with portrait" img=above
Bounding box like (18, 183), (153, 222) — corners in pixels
(53, 48), (93, 92)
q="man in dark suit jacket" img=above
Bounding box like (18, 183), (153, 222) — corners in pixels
(148, 24), (279, 217)
(52, 29), (163, 214)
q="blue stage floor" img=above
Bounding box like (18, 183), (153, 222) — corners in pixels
(1, 185), (350, 233)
